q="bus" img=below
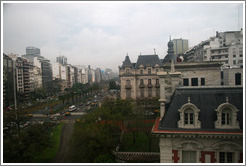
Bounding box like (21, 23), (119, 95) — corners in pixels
(69, 105), (77, 112)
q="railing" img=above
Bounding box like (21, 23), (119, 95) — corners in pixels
(125, 85), (132, 89)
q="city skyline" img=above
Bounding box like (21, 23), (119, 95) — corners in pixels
(2, 1), (244, 72)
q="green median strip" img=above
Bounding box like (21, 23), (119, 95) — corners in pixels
(35, 122), (65, 163)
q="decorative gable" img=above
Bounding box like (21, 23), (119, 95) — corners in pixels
(178, 97), (201, 129)
(214, 97), (240, 129)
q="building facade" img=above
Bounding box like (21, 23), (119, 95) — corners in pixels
(16, 57), (34, 100)
(152, 87), (243, 163)
(3, 54), (15, 109)
(184, 29), (243, 68)
(119, 54), (162, 100)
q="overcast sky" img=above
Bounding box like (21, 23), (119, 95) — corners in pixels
(2, 2), (244, 72)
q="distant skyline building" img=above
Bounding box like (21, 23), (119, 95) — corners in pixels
(172, 38), (189, 55)
(56, 56), (67, 65)
(22, 46), (43, 63)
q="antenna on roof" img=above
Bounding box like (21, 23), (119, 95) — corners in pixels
(169, 35), (171, 41)
(154, 48), (156, 55)
(238, 4), (240, 30)
(140, 52), (142, 55)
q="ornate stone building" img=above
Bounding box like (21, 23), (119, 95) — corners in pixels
(119, 54), (163, 100)
(152, 86), (243, 163)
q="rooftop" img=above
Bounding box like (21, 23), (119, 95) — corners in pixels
(154, 86), (243, 134)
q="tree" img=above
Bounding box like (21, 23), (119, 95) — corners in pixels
(109, 80), (119, 90)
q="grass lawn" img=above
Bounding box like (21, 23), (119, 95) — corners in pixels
(35, 122), (65, 162)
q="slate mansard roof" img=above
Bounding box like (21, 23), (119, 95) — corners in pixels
(135, 55), (162, 68)
(120, 54), (162, 69)
(157, 86), (243, 133)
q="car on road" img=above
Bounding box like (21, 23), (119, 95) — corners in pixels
(144, 111), (154, 116)
(69, 105), (77, 112)
(65, 112), (71, 116)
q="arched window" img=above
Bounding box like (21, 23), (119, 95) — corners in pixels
(178, 98), (201, 129)
(214, 99), (239, 129)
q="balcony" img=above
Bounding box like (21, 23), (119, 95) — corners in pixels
(139, 84), (145, 88)
(147, 84), (153, 88)
(125, 84), (132, 89)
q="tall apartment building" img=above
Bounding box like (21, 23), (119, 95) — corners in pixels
(56, 56), (67, 65)
(3, 54), (15, 109)
(172, 38), (189, 55)
(184, 29), (243, 68)
(33, 57), (43, 89)
(16, 57), (34, 100)
(95, 68), (102, 83)
(40, 59), (53, 93)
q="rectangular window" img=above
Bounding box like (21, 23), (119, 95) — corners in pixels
(219, 152), (234, 163)
(190, 113), (194, 124)
(183, 78), (189, 86)
(148, 79), (151, 85)
(185, 113), (189, 124)
(222, 112), (230, 125)
(185, 112), (194, 125)
(126, 69), (130, 74)
(156, 79), (159, 85)
(235, 73), (241, 85)
(191, 78), (198, 86)
(233, 60), (236, 65)
(126, 89), (131, 99)
(126, 80), (130, 85)
(140, 70), (143, 74)
(148, 68), (151, 74)
(201, 78), (205, 86)
(182, 151), (197, 163)
(140, 79), (144, 85)
(221, 71), (224, 79)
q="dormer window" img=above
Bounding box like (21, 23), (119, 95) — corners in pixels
(148, 68), (151, 74)
(221, 109), (231, 125)
(215, 98), (239, 129)
(126, 69), (130, 74)
(178, 97), (201, 129)
(184, 108), (194, 125)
